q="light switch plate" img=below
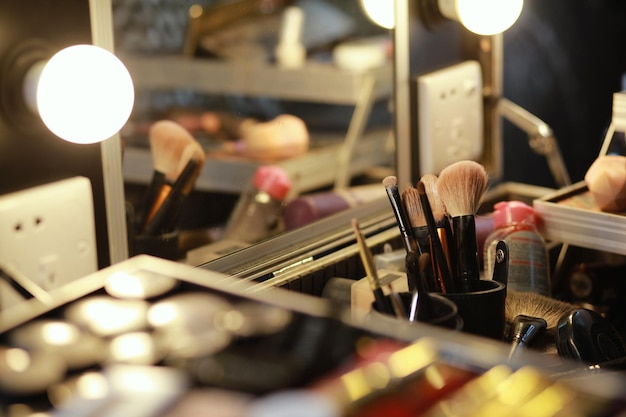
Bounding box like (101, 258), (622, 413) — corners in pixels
(0, 177), (97, 299)
(417, 60), (483, 175)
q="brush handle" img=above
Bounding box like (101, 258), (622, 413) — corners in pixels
(373, 288), (394, 317)
(143, 159), (199, 236)
(417, 182), (455, 293)
(410, 226), (437, 292)
(141, 171), (166, 228)
(411, 225), (430, 256)
(384, 187), (418, 254)
(406, 251), (433, 322)
(452, 215), (480, 292)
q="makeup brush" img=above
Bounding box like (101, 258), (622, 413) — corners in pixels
(421, 174), (457, 287)
(505, 290), (577, 355)
(507, 315), (548, 360)
(437, 160), (488, 292)
(401, 187), (429, 255)
(402, 186), (437, 292)
(141, 120), (200, 227)
(417, 180), (455, 293)
(505, 290), (577, 332)
(143, 143), (206, 236)
(382, 176), (418, 255)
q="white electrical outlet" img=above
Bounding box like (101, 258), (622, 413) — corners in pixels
(417, 60), (483, 175)
(0, 177), (97, 298)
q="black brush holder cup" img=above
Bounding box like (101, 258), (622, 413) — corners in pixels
(371, 292), (463, 331)
(440, 280), (507, 340)
(132, 230), (180, 260)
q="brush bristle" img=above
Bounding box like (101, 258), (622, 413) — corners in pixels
(420, 174), (446, 223)
(382, 175), (398, 189)
(176, 141), (206, 177)
(505, 289), (576, 330)
(437, 160), (488, 217)
(401, 186), (426, 227)
(149, 120), (198, 177)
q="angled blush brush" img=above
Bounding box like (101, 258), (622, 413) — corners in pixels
(382, 176), (418, 254)
(437, 160), (488, 293)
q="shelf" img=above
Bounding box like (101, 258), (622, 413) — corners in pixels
(121, 54), (393, 105)
(123, 129), (393, 195)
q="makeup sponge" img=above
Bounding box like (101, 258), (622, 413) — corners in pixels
(584, 154), (626, 211)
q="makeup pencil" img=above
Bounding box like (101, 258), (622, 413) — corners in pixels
(351, 218), (399, 317)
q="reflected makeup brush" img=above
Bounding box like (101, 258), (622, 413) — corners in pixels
(143, 142), (206, 235)
(382, 176), (418, 255)
(141, 120), (200, 227)
(437, 160), (488, 293)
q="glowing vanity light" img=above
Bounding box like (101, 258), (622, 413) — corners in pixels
(438, 0), (524, 35)
(360, 0), (395, 29)
(29, 44), (134, 144)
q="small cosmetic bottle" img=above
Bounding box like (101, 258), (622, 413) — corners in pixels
(484, 200), (551, 296)
(222, 165), (292, 244)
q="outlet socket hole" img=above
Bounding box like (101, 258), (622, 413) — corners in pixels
(13, 223), (23, 233)
(35, 217), (44, 227)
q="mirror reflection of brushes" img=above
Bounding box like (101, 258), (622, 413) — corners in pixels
(64, 296), (150, 337)
(0, 345), (66, 396)
(556, 308), (626, 365)
(8, 319), (107, 370)
(104, 270), (178, 300)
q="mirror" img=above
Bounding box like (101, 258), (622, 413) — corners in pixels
(114, 0), (396, 265)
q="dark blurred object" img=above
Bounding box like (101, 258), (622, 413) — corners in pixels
(560, 260), (626, 335)
(556, 308), (626, 364)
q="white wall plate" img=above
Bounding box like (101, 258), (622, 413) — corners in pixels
(417, 60), (484, 175)
(0, 177), (97, 303)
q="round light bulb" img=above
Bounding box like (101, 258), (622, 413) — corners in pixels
(360, 0), (394, 29)
(438, 0), (523, 36)
(36, 44), (134, 144)
(455, 0), (524, 35)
